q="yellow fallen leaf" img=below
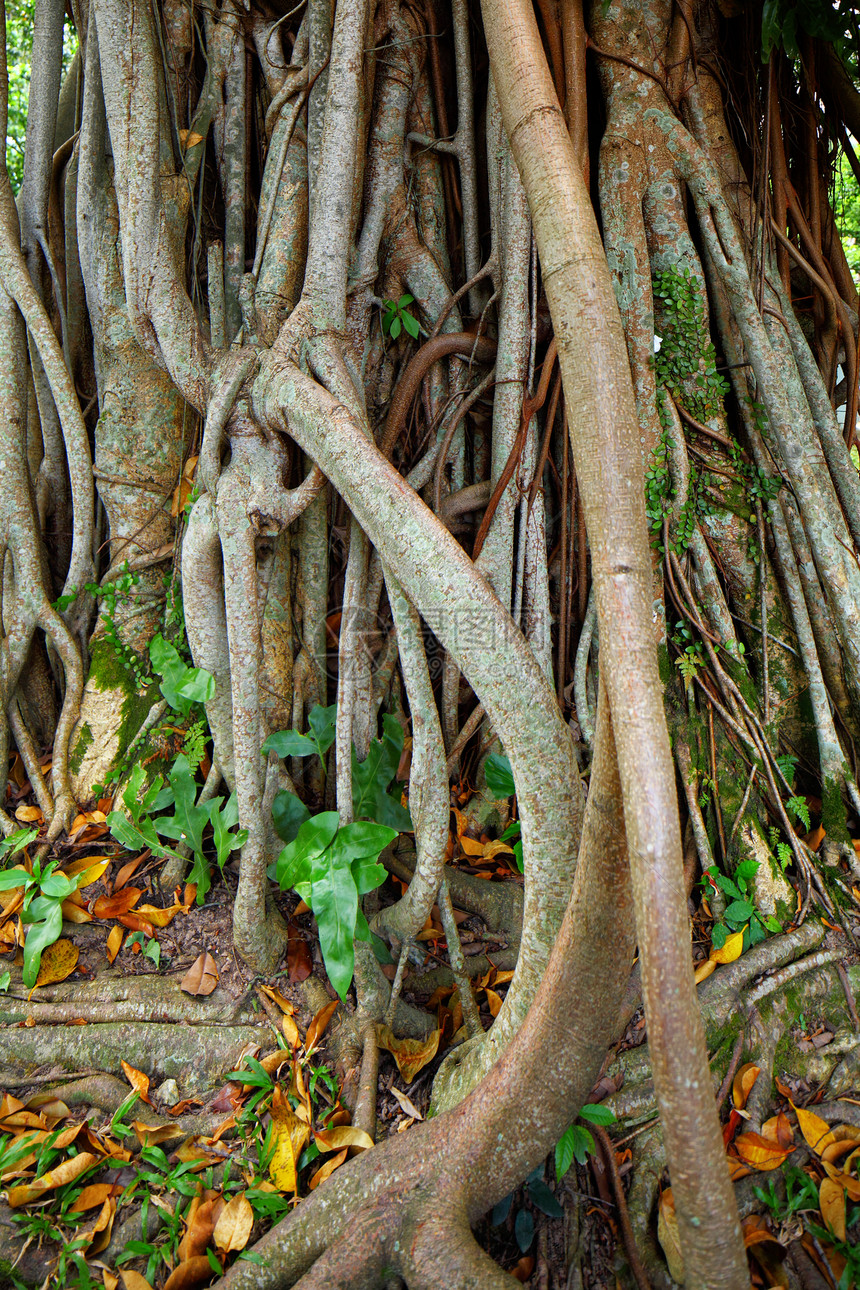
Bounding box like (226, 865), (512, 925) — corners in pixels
(309, 1146), (348, 1189)
(389, 1087), (423, 1120)
(792, 1103), (836, 1155)
(63, 856), (109, 886)
(132, 1121), (184, 1147)
(212, 1191), (254, 1252)
(134, 902), (182, 928)
(269, 1086), (309, 1192)
(484, 987), (503, 1018)
(106, 925), (123, 963)
(15, 805), (43, 823)
(819, 1176), (846, 1241)
(377, 1025), (441, 1083)
(34, 938), (79, 986)
(60, 899), (92, 924)
(694, 959), (717, 984)
(314, 1125), (374, 1153)
(119, 1272), (154, 1290)
(6, 1151), (99, 1206)
(710, 930), (744, 964)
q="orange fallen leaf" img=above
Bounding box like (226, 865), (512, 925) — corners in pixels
(819, 1176), (846, 1241)
(484, 987), (503, 1018)
(305, 999), (338, 1051)
(93, 888), (142, 918)
(118, 913), (155, 937)
(131, 1120), (184, 1148)
(69, 1182), (124, 1212)
(178, 1195), (224, 1262)
(134, 902), (183, 928)
(106, 925), (124, 963)
(34, 938), (79, 986)
(114, 855), (147, 890)
(15, 805), (43, 823)
(6, 1151), (99, 1206)
(734, 1131), (794, 1171)
(162, 1255), (214, 1290)
(120, 1272), (155, 1290)
(180, 952), (219, 996)
(732, 1062), (760, 1111)
(377, 1024), (441, 1083)
(309, 1146), (348, 1189)
(121, 1061), (152, 1105)
(60, 898), (92, 924)
(761, 1112), (794, 1149)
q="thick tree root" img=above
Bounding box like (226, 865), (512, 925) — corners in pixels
(0, 1020), (271, 1094)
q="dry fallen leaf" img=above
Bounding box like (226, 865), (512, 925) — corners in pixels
(309, 1146), (348, 1189)
(69, 1182), (124, 1212)
(377, 1025), (441, 1083)
(305, 999), (338, 1051)
(792, 1102), (836, 1155)
(106, 925), (124, 963)
(6, 1151), (99, 1206)
(119, 1272), (155, 1290)
(162, 1255), (214, 1290)
(212, 1191), (254, 1252)
(180, 951), (219, 996)
(121, 1060), (152, 1105)
(734, 1131), (794, 1171)
(694, 959), (717, 985)
(389, 1086), (423, 1120)
(819, 1176), (846, 1242)
(710, 930), (744, 964)
(15, 805), (43, 823)
(269, 1086), (310, 1192)
(314, 1125), (374, 1153)
(34, 938), (79, 986)
(63, 856), (109, 887)
(732, 1062), (760, 1111)
(93, 888), (142, 919)
(178, 1194), (224, 1262)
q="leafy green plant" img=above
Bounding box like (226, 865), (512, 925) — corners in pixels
(124, 931), (161, 967)
(269, 812), (396, 998)
(490, 1165), (564, 1253)
(0, 852), (83, 986)
(107, 756), (246, 902)
(555, 1102), (617, 1181)
(484, 753), (524, 873)
(267, 708), (412, 843)
(768, 825), (794, 873)
(753, 1164), (819, 1221)
(0, 969), (10, 993)
(381, 294), (420, 341)
(760, 0), (846, 62)
(703, 858), (781, 951)
(149, 633), (215, 718)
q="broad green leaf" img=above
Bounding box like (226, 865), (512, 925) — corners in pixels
(21, 903), (63, 987)
(274, 812), (340, 890)
(724, 899), (755, 924)
(579, 1103), (617, 1126)
(122, 764), (148, 824)
(175, 668), (215, 705)
(402, 312), (420, 339)
(331, 822), (397, 862)
(272, 790), (311, 844)
(389, 315), (401, 340)
(371, 790), (413, 832)
(149, 634), (190, 714)
(528, 1178), (564, 1218)
(0, 868), (29, 891)
(514, 1208), (534, 1252)
(209, 794), (246, 873)
(38, 872), (76, 901)
(734, 859), (760, 883)
(485, 753), (515, 798)
(351, 857), (387, 897)
(308, 850), (359, 1000)
(262, 731), (317, 760)
(555, 1127), (576, 1181)
(491, 1193), (512, 1226)
(307, 704), (337, 762)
